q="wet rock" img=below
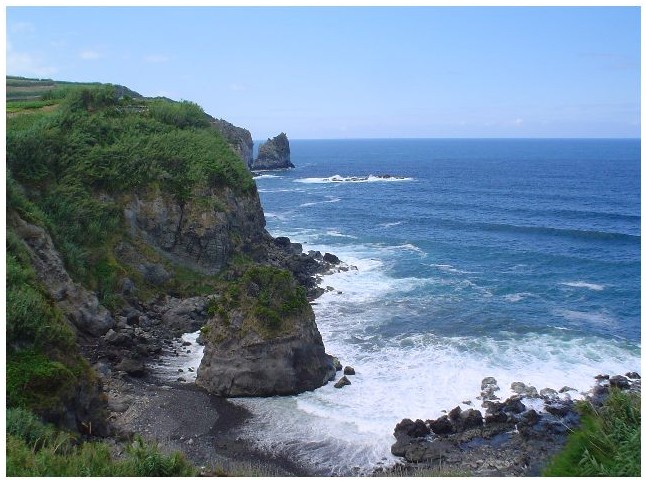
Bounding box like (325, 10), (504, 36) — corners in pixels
(544, 401), (573, 417)
(540, 388), (559, 399)
(404, 440), (451, 463)
(330, 356), (343, 371)
(395, 418), (431, 439)
(626, 372), (640, 380)
(334, 376), (351, 389)
(502, 396), (526, 415)
(559, 386), (577, 393)
(480, 376), (500, 401)
(519, 409), (540, 426)
(511, 381), (539, 398)
(609, 375), (630, 389)
(428, 415), (453, 435)
(343, 366), (356, 375)
(448, 406), (462, 421)
(594, 374), (610, 381)
(323, 252), (340, 264)
(459, 409), (484, 430)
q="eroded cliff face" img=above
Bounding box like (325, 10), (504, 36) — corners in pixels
(249, 132), (294, 170)
(211, 118), (254, 168)
(123, 184), (271, 274)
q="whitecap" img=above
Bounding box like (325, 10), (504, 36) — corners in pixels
(560, 281), (605, 291)
(378, 221), (403, 228)
(253, 174), (280, 180)
(300, 196), (342, 208)
(294, 174), (414, 184)
(503, 292), (535, 303)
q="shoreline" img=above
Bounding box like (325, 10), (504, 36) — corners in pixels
(107, 374), (316, 476)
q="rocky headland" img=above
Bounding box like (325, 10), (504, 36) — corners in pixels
(383, 372), (641, 476)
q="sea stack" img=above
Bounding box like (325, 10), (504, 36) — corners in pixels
(250, 132), (294, 170)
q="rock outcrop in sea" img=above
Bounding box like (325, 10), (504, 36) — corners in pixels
(249, 132), (294, 170)
(385, 373), (641, 476)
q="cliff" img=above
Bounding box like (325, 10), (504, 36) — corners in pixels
(6, 81), (333, 440)
(249, 132), (294, 170)
(211, 118), (254, 168)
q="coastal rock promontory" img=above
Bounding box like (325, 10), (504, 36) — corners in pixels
(249, 132), (294, 170)
(196, 266), (336, 396)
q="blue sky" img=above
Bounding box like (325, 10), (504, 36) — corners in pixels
(6, 6), (641, 139)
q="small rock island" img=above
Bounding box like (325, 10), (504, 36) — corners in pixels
(249, 132), (294, 170)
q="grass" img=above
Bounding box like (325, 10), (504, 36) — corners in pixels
(542, 388), (640, 477)
(6, 408), (197, 476)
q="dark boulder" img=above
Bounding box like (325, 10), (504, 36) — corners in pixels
(609, 375), (631, 389)
(343, 365), (356, 375)
(429, 415), (454, 435)
(334, 376), (351, 389)
(116, 357), (146, 377)
(323, 252), (341, 264)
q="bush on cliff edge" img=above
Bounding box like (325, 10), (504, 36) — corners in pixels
(542, 389), (640, 477)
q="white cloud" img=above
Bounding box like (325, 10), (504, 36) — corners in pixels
(79, 49), (101, 60)
(6, 41), (58, 77)
(144, 54), (170, 63)
(513, 118), (524, 126)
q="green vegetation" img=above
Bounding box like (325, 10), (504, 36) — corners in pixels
(6, 408), (196, 476)
(6, 229), (94, 419)
(542, 389), (640, 477)
(7, 82), (255, 308)
(207, 265), (310, 337)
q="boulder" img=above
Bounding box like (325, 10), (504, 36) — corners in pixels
(428, 415), (454, 435)
(323, 252), (341, 264)
(116, 358), (146, 377)
(511, 381), (539, 398)
(626, 372), (641, 379)
(334, 376), (351, 389)
(609, 375), (631, 389)
(343, 366), (356, 375)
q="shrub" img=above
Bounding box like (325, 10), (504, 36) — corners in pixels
(542, 389), (640, 476)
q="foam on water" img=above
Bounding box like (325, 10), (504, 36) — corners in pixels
(252, 174), (280, 180)
(295, 174), (414, 184)
(150, 331), (203, 383)
(230, 241), (640, 475)
(560, 281), (605, 291)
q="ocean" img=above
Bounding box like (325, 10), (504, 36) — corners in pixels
(238, 139), (640, 475)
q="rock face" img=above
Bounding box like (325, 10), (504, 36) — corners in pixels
(196, 305), (336, 397)
(123, 184), (270, 274)
(211, 118), (254, 168)
(249, 132), (294, 170)
(9, 213), (114, 337)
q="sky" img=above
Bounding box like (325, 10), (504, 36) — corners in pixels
(5, 6), (641, 139)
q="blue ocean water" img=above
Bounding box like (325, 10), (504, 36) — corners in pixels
(236, 139), (641, 475)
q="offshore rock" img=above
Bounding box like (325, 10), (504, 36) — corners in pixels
(250, 132), (294, 170)
(196, 304), (335, 397)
